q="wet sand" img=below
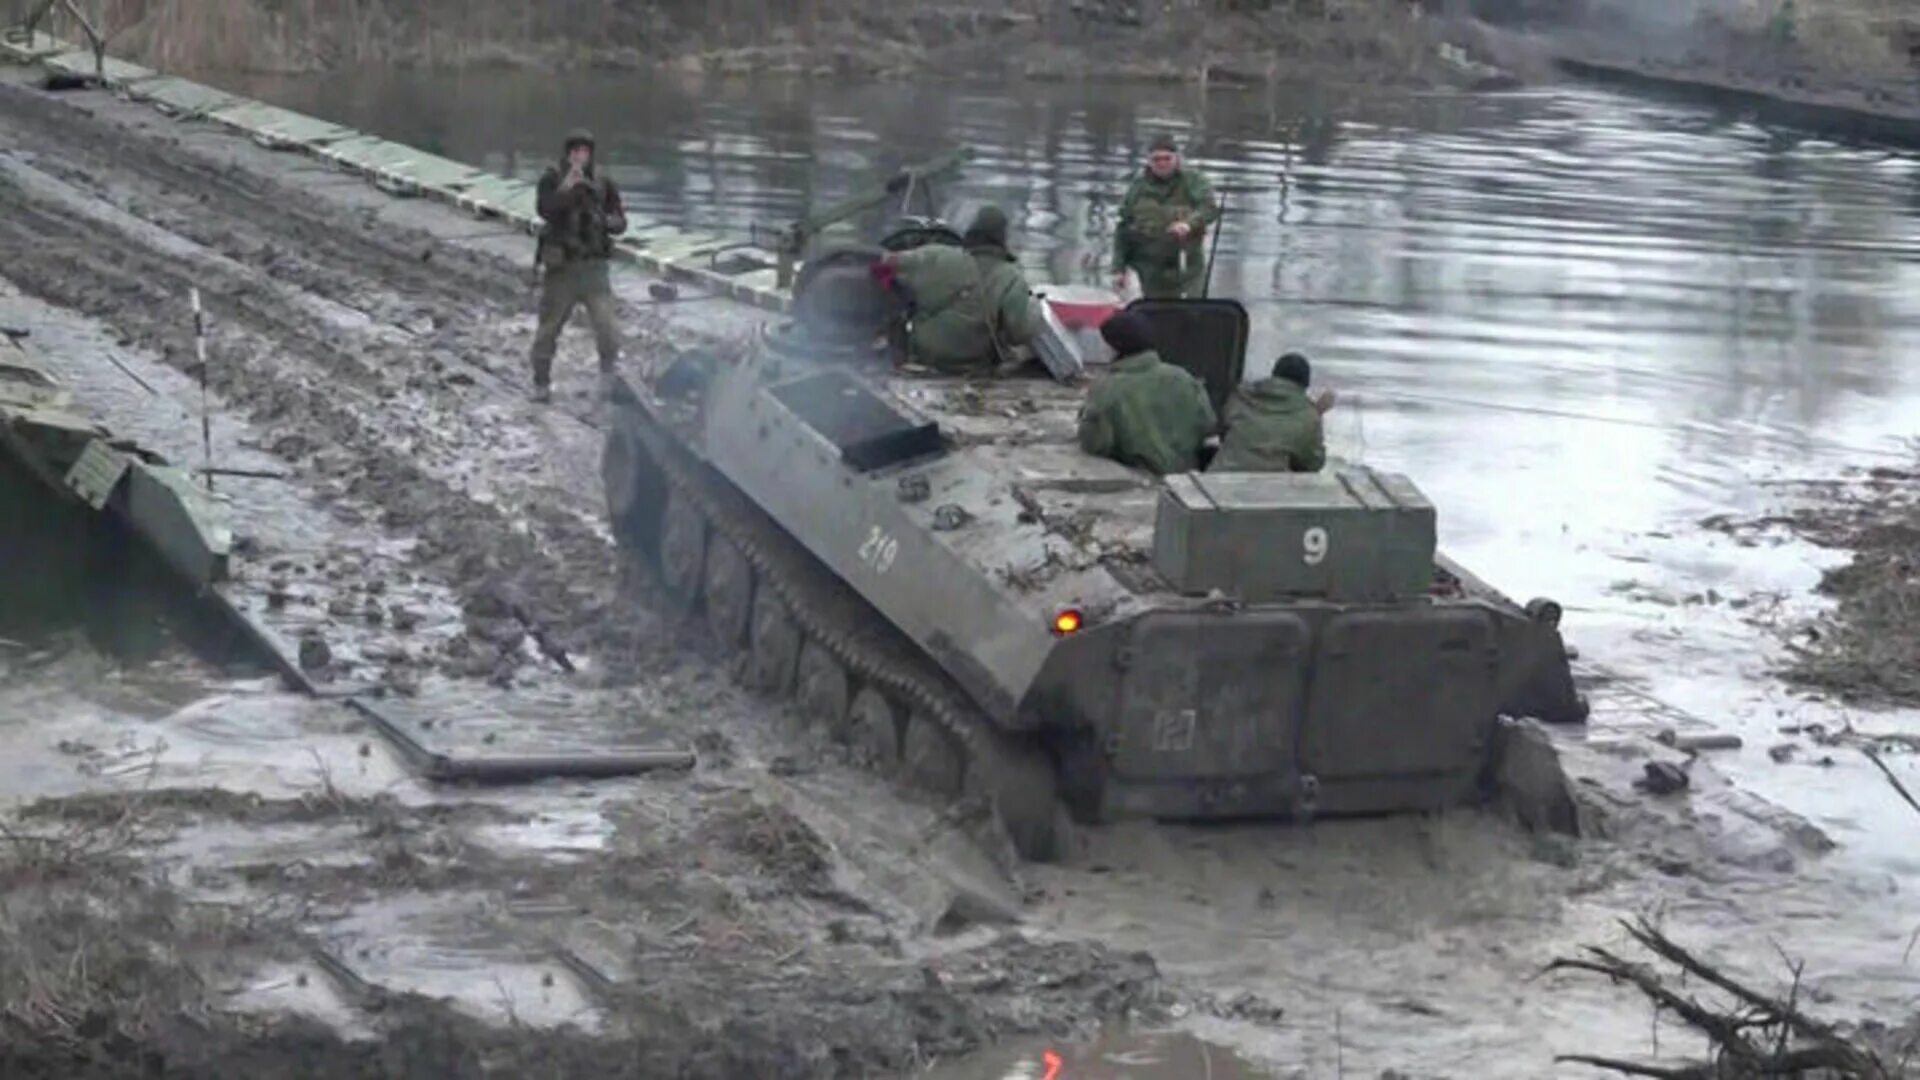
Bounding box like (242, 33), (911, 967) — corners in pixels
(1, 63), (1918, 1077)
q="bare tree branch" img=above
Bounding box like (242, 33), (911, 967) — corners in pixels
(1553, 919), (1895, 1078)
(1863, 746), (1920, 820)
(1621, 918), (1854, 1051)
(1547, 950), (1763, 1057)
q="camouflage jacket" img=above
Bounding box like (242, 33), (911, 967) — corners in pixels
(1110, 167), (1219, 273)
(536, 162), (627, 266)
(891, 242), (1039, 370)
(1211, 377), (1325, 473)
(1077, 350), (1217, 475)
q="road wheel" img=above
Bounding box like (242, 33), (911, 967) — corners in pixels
(703, 535), (753, 648)
(847, 687), (902, 778)
(657, 488), (706, 612)
(966, 726), (1064, 863)
(795, 639), (850, 739)
(902, 712), (964, 799)
(745, 589), (802, 695)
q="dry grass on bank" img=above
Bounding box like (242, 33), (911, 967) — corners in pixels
(11, 0), (1446, 80)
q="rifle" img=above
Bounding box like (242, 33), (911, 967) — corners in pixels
(1200, 191), (1228, 298)
(531, 169), (605, 274)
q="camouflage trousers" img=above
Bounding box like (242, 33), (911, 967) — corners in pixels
(529, 258), (619, 388)
(1130, 252), (1207, 300)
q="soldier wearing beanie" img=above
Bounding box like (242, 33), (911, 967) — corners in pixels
(873, 205), (1038, 372)
(1211, 351), (1334, 474)
(1076, 311), (1217, 474)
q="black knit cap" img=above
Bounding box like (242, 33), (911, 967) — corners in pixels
(1273, 352), (1311, 388)
(1100, 311), (1154, 357)
(562, 128), (595, 153)
(963, 206), (1010, 249)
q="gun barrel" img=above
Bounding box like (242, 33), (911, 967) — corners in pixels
(791, 147), (974, 249)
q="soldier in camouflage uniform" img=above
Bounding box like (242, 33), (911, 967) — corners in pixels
(1211, 352), (1334, 474)
(873, 206), (1039, 372)
(1111, 134), (1220, 300)
(528, 129), (627, 403)
(1077, 310), (1216, 475)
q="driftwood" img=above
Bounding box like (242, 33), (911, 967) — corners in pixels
(1549, 917), (1895, 1079)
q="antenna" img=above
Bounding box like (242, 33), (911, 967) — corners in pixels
(191, 287), (212, 492)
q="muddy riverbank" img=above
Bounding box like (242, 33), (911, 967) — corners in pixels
(3, 57), (1919, 1078)
(1707, 464), (1920, 709)
(1552, 49), (1920, 151)
(1525, 0), (1920, 147)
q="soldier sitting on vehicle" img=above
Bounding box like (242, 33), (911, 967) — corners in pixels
(1210, 352), (1335, 474)
(871, 206), (1039, 373)
(1077, 311), (1216, 475)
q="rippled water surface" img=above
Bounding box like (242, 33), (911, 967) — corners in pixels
(225, 69), (1920, 503)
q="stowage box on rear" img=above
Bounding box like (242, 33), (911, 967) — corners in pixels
(1151, 467), (1436, 601)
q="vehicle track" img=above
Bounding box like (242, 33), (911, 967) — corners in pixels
(610, 392), (1066, 861)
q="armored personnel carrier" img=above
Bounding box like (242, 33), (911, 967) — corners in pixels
(602, 219), (1586, 863)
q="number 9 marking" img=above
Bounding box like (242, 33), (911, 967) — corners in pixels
(1302, 526), (1329, 566)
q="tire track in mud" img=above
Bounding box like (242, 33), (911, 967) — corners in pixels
(0, 105), (671, 685)
(0, 81), (527, 315)
(0, 79), (691, 462)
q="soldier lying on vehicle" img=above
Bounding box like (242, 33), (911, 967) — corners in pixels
(872, 206), (1040, 373)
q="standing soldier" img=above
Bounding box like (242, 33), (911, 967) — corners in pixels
(529, 129), (627, 403)
(1111, 134), (1220, 300)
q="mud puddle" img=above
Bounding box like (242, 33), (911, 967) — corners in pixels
(0, 634), (1167, 1077)
(0, 667), (408, 810)
(313, 892), (604, 1031)
(1021, 783), (1920, 1077)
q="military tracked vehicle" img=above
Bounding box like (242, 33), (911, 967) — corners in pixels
(602, 211), (1586, 863)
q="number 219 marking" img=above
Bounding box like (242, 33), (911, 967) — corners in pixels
(858, 525), (899, 574)
(1302, 526), (1329, 566)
